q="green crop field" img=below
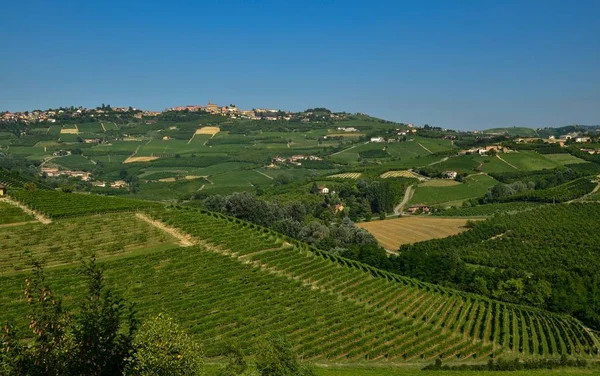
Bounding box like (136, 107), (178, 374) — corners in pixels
(52, 154), (97, 170)
(0, 201), (33, 224)
(0, 213), (178, 274)
(500, 151), (564, 171)
(543, 153), (590, 166)
(411, 174), (497, 206)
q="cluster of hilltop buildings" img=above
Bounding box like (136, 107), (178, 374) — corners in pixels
(1, 107), (162, 124)
(166, 102), (291, 120)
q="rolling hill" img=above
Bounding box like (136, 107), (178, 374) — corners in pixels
(1, 189), (598, 366)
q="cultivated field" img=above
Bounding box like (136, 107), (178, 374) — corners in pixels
(329, 172), (362, 179)
(0, 213), (178, 274)
(381, 170), (425, 180)
(195, 126), (220, 135)
(410, 174), (497, 206)
(1, 193), (597, 363)
(123, 156), (159, 163)
(357, 216), (475, 250)
(419, 179), (461, 187)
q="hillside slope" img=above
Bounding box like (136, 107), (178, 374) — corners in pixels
(1, 191), (598, 363)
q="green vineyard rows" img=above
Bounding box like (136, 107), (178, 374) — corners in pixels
(9, 189), (163, 218)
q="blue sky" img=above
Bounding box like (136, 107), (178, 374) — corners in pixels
(1, 0), (599, 130)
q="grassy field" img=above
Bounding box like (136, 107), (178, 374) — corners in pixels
(52, 154), (97, 170)
(357, 216), (474, 250)
(543, 153), (590, 165)
(410, 174), (497, 206)
(499, 151), (563, 171)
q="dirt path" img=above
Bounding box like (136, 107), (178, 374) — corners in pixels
(568, 175), (600, 203)
(393, 185), (414, 215)
(417, 142), (433, 154)
(331, 144), (356, 156)
(40, 155), (58, 167)
(428, 156), (449, 166)
(0, 197), (52, 224)
(496, 154), (519, 170)
(135, 213), (194, 247)
(255, 170), (274, 180)
(101, 122), (107, 132)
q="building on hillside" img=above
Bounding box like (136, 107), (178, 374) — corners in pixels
(333, 204), (344, 214)
(205, 101), (219, 114)
(576, 137), (591, 143)
(111, 180), (127, 189)
(443, 171), (458, 179)
(318, 186), (329, 194)
(92, 181), (106, 188)
(0, 184), (6, 196)
(162, 136), (170, 140)
(407, 204), (430, 214)
(370, 137), (385, 143)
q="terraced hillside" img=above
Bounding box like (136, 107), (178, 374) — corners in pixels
(1, 191), (598, 363)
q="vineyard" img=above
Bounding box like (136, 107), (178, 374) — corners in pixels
(396, 203), (600, 330)
(0, 213), (178, 274)
(381, 170), (426, 180)
(0, 200), (34, 225)
(434, 202), (546, 217)
(1, 198), (599, 363)
(138, 207), (600, 360)
(506, 177), (597, 203)
(0, 169), (51, 189)
(8, 189), (163, 218)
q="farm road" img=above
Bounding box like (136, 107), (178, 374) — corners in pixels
(393, 185), (414, 215)
(135, 213), (194, 247)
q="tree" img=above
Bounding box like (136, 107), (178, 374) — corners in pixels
(70, 256), (137, 375)
(126, 314), (203, 376)
(255, 335), (315, 376)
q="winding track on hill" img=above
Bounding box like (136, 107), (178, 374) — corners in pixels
(393, 185), (414, 215)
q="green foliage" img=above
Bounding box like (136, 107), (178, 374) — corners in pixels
(126, 314), (203, 376)
(255, 336), (315, 376)
(0, 258), (137, 376)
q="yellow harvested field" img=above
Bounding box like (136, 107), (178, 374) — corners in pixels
(357, 216), (475, 251)
(123, 156), (159, 163)
(185, 175), (205, 180)
(195, 126), (220, 135)
(418, 179), (461, 187)
(60, 128), (79, 134)
(329, 172), (362, 179)
(158, 177), (177, 182)
(381, 170), (426, 180)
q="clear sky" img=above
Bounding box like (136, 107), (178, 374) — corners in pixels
(1, 0), (599, 130)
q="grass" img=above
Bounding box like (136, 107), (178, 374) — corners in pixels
(357, 216), (475, 250)
(543, 153), (589, 165)
(52, 154), (97, 170)
(410, 174), (497, 206)
(499, 151), (562, 171)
